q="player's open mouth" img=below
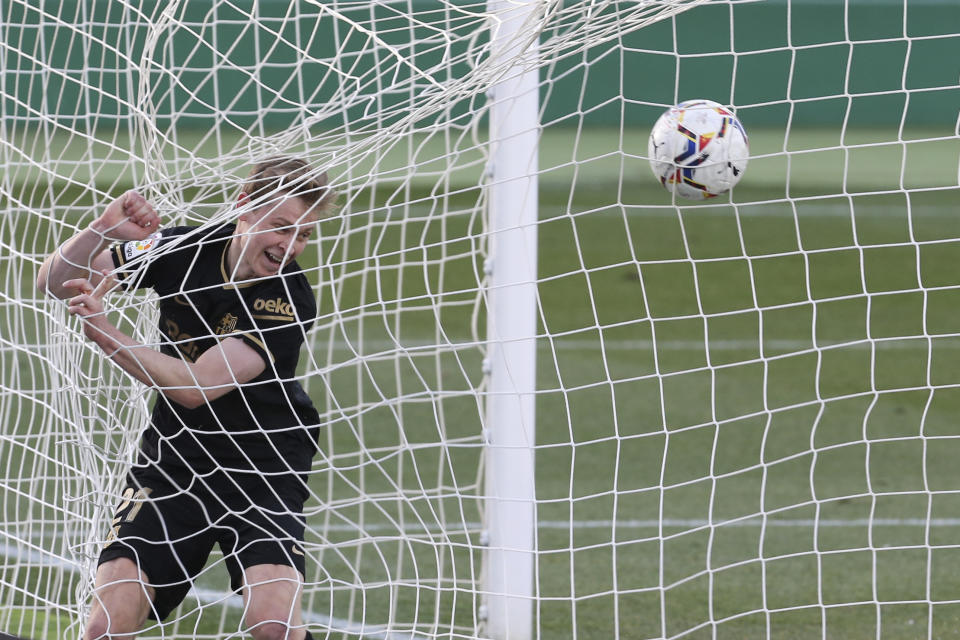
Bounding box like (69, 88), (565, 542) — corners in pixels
(265, 251), (283, 266)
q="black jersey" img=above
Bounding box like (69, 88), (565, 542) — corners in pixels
(111, 224), (320, 479)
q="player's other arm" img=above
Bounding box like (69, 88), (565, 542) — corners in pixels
(105, 333), (266, 410)
(62, 277), (266, 408)
(37, 191), (160, 299)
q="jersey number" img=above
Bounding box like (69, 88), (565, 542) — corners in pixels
(103, 486), (153, 548)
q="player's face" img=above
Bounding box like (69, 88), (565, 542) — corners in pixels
(233, 197), (318, 280)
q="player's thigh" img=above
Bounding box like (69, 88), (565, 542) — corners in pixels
(86, 557), (154, 639)
(241, 563), (304, 629)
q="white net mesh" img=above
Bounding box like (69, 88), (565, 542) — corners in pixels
(4, 0), (960, 638)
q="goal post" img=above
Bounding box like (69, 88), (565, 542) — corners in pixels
(481, 1), (541, 637)
(4, 1), (960, 639)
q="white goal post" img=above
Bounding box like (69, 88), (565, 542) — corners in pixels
(3, 1), (960, 639)
(481, 1), (540, 638)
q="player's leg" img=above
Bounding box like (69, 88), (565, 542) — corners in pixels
(83, 557), (154, 640)
(241, 563), (307, 640)
(219, 472), (311, 640)
(89, 471), (221, 636)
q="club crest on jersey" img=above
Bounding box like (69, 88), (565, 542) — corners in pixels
(124, 232), (162, 261)
(215, 313), (239, 335)
(252, 297), (295, 318)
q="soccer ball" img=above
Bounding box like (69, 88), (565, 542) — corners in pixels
(648, 99), (749, 200)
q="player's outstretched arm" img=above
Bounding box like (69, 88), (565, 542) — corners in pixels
(63, 275), (266, 408)
(37, 190), (160, 299)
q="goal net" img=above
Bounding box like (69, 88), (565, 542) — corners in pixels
(3, 0), (960, 638)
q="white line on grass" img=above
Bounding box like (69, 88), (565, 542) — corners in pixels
(21, 334), (959, 356)
(0, 543), (414, 640)
(15, 517), (960, 542)
(547, 338), (955, 352)
(615, 204), (960, 218)
(566, 518), (960, 529)
(307, 517), (960, 534)
(308, 336), (960, 354)
(187, 587), (412, 640)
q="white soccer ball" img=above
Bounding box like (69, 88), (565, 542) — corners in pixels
(648, 99), (749, 200)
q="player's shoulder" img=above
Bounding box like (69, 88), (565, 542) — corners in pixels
(167, 223), (234, 246)
(280, 260), (316, 298)
(115, 225), (182, 266)
(146, 223), (234, 265)
(117, 224), (202, 261)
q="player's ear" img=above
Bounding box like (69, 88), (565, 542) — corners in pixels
(236, 192), (252, 223)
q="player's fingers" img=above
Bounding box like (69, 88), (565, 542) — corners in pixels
(120, 191), (134, 214)
(67, 293), (92, 314)
(123, 191), (149, 219)
(127, 196), (159, 228)
(62, 278), (94, 295)
(69, 290), (106, 313)
(133, 211), (158, 229)
(93, 270), (118, 298)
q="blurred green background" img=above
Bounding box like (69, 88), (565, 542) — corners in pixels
(5, 0), (959, 130)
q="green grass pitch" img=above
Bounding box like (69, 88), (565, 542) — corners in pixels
(3, 126), (960, 639)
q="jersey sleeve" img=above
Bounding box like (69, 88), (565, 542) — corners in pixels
(110, 227), (188, 292)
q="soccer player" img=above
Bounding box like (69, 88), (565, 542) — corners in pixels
(36, 158), (335, 640)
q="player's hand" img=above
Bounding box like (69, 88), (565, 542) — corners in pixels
(90, 190), (161, 242)
(64, 272), (119, 347)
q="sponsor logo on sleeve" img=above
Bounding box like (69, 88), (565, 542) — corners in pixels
(123, 231), (162, 261)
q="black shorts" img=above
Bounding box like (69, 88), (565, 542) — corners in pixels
(97, 467), (308, 622)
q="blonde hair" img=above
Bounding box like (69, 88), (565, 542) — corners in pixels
(241, 157), (337, 217)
